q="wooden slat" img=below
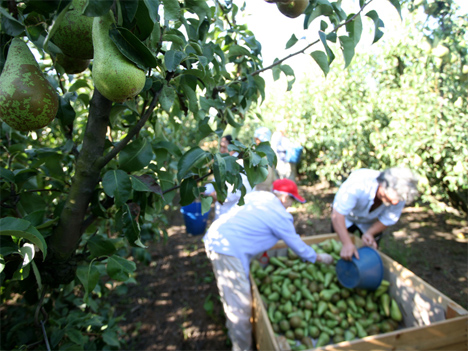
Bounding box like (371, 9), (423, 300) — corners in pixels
(313, 315), (468, 351)
(251, 275), (280, 351)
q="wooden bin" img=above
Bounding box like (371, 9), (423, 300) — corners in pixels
(251, 234), (468, 351)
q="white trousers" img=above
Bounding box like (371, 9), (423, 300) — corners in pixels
(206, 250), (252, 351)
(276, 160), (297, 181)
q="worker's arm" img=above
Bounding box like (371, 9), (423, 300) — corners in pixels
(331, 209), (359, 261)
(361, 220), (387, 249)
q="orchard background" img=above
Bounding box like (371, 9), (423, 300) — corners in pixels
(0, 0), (466, 350)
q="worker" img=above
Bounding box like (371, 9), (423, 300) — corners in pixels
(331, 167), (419, 261)
(204, 179), (333, 351)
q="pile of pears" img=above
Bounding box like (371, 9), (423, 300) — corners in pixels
(0, 0), (146, 132)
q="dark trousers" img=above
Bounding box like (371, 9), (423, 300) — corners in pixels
(331, 223), (382, 245)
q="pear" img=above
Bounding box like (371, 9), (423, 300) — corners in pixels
(92, 11), (146, 103)
(56, 52), (90, 74)
(0, 38), (59, 132)
(277, 0), (309, 18)
(51, 0), (94, 59)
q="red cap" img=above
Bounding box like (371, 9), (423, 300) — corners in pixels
(273, 179), (305, 203)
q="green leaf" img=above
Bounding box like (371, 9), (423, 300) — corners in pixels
(159, 84), (176, 112)
(0, 8), (25, 36)
(165, 50), (187, 72)
(244, 163), (268, 189)
(285, 34), (298, 49)
(144, 0), (160, 23)
(366, 10), (385, 44)
(179, 178), (197, 206)
(102, 170), (132, 207)
(106, 255), (136, 282)
(119, 203), (145, 248)
(213, 153), (226, 192)
(130, 175), (163, 196)
(0, 168), (14, 183)
(201, 196), (212, 215)
(178, 147), (211, 181)
(388, 0), (402, 20)
(280, 65), (295, 77)
(118, 138), (154, 172)
(345, 13), (362, 46)
(255, 142), (277, 167)
(163, 0), (181, 21)
(181, 84), (199, 113)
(226, 109), (243, 128)
(87, 236), (116, 258)
(76, 263), (100, 299)
(109, 27), (157, 69)
(339, 36), (355, 69)
(319, 31), (335, 64)
(102, 329), (121, 347)
(0, 218), (47, 259)
(227, 44), (251, 58)
(83, 0), (114, 17)
(311, 51), (330, 76)
(66, 328), (84, 345)
(162, 34), (185, 46)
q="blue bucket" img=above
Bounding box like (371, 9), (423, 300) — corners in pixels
(180, 202), (210, 236)
(335, 247), (384, 290)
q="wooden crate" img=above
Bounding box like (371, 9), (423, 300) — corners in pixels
(251, 234), (468, 351)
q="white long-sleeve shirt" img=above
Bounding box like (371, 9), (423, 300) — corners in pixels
(204, 191), (317, 279)
(333, 169), (405, 233)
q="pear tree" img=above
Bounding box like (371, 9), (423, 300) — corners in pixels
(0, 0), (399, 348)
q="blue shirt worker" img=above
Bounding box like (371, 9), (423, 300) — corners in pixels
(332, 168), (419, 261)
(204, 179), (333, 351)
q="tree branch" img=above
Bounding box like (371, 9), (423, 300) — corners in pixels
(251, 0), (374, 77)
(96, 74), (173, 168)
(49, 89), (112, 262)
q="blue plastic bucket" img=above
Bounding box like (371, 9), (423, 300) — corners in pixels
(286, 146), (303, 164)
(335, 247), (384, 290)
(180, 202), (210, 236)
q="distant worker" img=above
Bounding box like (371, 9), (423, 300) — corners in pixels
(270, 121), (296, 181)
(204, 135), (253, 220)
(253, 127), (276, 192)
(204, 179), (333, 351)
(331, 168), (419, 261)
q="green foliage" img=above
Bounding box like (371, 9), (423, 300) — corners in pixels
(0, 0), (395, 349)
(262, 2), (468, 214)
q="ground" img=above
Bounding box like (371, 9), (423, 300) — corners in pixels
(116, 181), (468, 351)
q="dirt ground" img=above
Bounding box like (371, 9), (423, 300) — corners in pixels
(115, 181), (468, 351)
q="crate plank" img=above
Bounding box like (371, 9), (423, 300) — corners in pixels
(313, 315), (468, 351)
(251, 275), (280, 351)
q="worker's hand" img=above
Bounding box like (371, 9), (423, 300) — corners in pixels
(362, 233), (378, 249)
(316, 253), (333, 265)
(340, 243), (359, 261)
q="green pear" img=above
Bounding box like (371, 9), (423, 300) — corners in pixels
(56, 52), (90, 74)
(51, 0), (94, 59)
(277, 0), (309, 18)
(92, 11), (146, 103)
(0, 38), (59, 132)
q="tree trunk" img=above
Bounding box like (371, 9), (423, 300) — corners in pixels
(49, 89), (112, 262)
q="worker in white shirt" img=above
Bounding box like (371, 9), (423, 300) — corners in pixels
(204, 135), (253, 220)
(331, 168), (419, 261)
(204, 179), (333, 351)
